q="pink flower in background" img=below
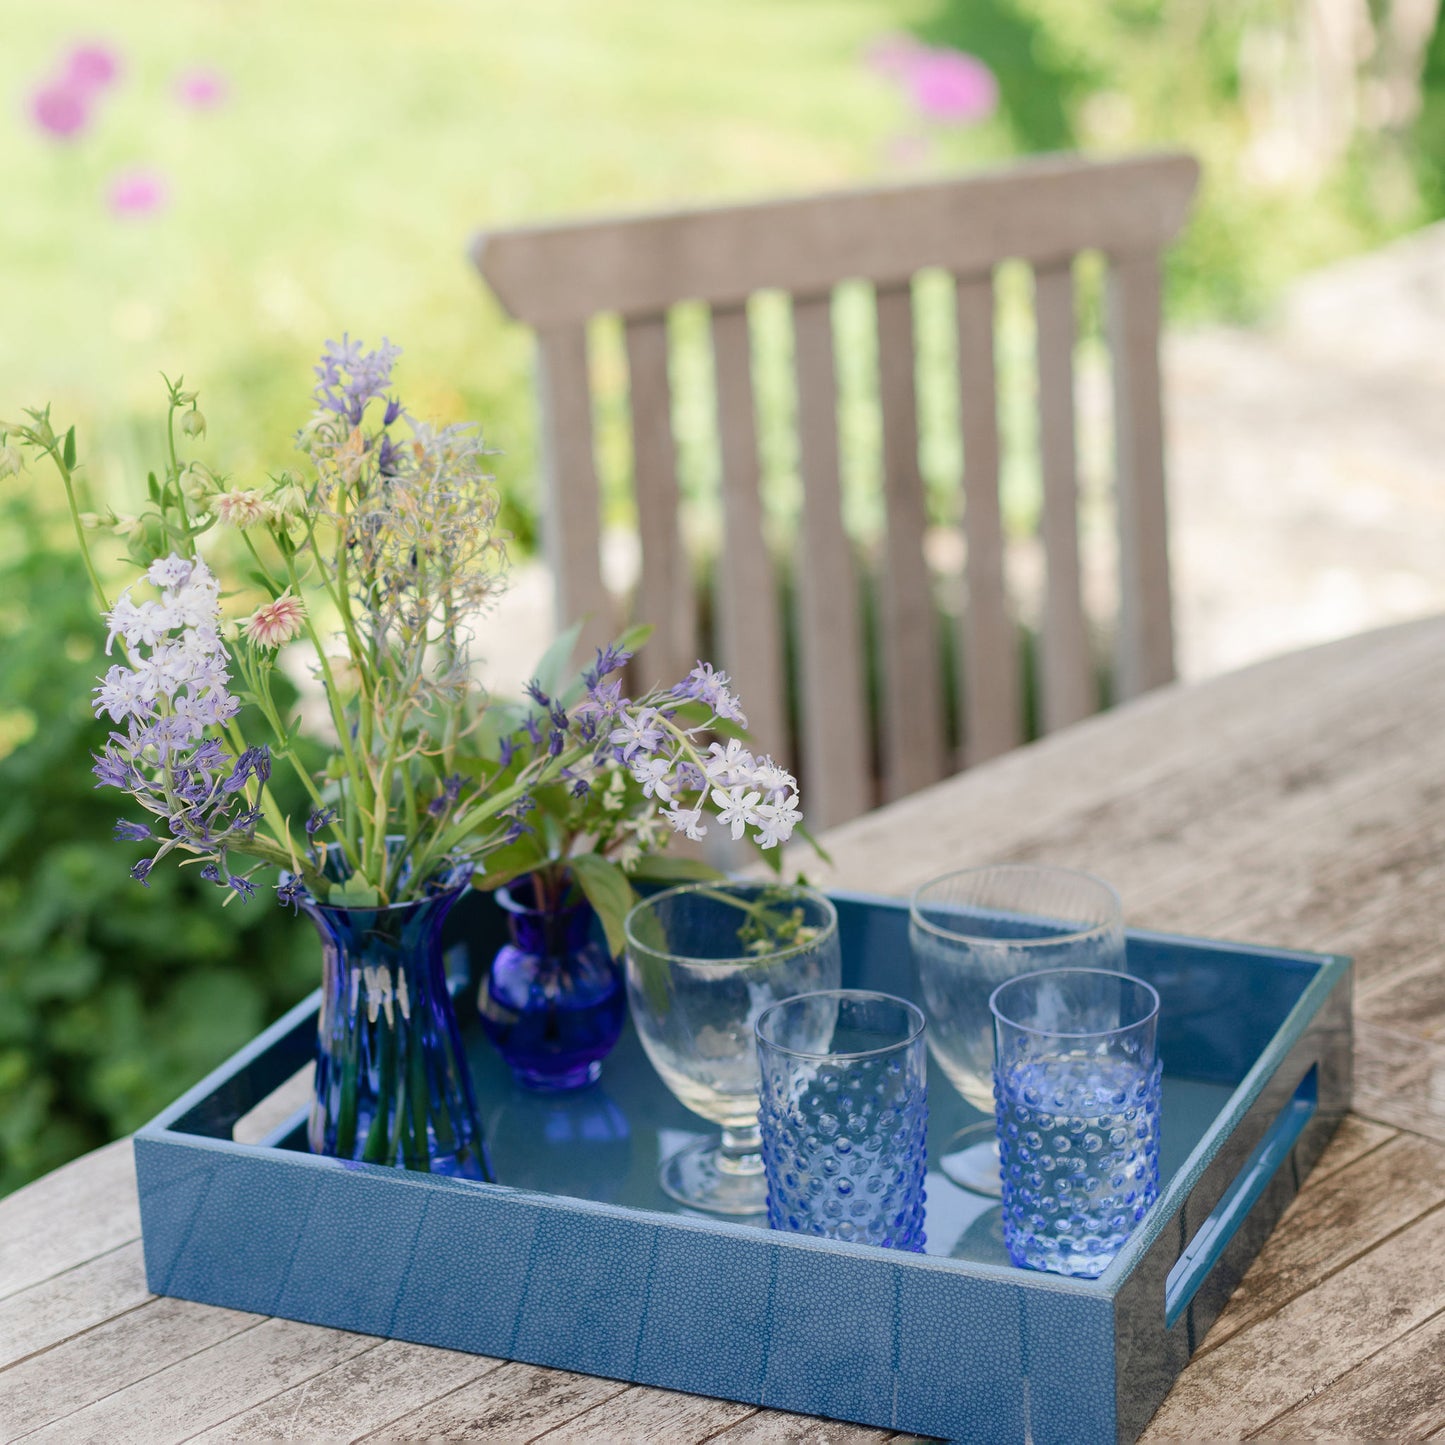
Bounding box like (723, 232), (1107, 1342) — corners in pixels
(29, 82), (90, 140)
(107, 167), (169, 219)
(175, 67), (228, 111)
(64, 43), (121, 94)
(864, 34), (999, 128)
(905, 49), (998, 125)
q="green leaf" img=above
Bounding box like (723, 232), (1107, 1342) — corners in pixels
(147, 472), (161, 504)
(329, 876), (380, 909)
(626, 855), (725, 885)
(567, 852), (636, 959)
(61, 427), (76, 470)
(530, 620), (584, 699)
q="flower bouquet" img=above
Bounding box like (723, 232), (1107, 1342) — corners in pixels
(3, 337), (804, 1175)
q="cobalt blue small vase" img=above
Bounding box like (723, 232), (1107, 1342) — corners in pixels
(304, 864), (492, 1181)
(478, 877), (626, 1091)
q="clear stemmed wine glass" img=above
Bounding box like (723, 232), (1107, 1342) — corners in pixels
(908, 864), (1125, 1195)
(624, 881), (841, 1215)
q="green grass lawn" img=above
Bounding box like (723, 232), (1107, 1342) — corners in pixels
(1, 0), (965, 541)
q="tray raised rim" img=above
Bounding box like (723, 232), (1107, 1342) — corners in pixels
(134, 888), (1352, 1303)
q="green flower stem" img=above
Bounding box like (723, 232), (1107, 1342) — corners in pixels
(361, 1012), (395, 1165)
(405, 1016), (430, 1171)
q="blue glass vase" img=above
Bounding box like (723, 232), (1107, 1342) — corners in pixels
(478, 878), (625, 1090)
(304, 865), (492, 1181)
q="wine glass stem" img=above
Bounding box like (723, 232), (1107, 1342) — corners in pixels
(717, 1124), (763, 1176)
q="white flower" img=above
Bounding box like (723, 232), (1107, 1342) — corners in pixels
(103, 593), (144, 654)
(212, 490), (270, 529)
(630, 756), (675, 801)
(146, 554), (193, 590)
(662, 800), (708, 841)
(92, 665), (156, 723)
(703, 738), (756, 787)
(751, 757), (798, 804)
(752, 794), (801, 849)
(712, 783), (763, 841)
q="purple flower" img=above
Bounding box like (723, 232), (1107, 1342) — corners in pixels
(228, 875), (257, 902)
(93, 750), (134, 789)
(569, 775), (590, 799)
(199, 863), (223, 883)
(583, 645), (632, 689)
(674, 760), (706, 791)
(427, 775), (465, 818)
(131, 858), (154, 887)
(497, 735), (517, 769)
(107, 168), (169, 220)
(382, 396), (403, 426)
(29, 83), (90, 141)
(222, 746), (270, 794)
(306, 806), (338, 836)
(313, 336), (401, 426)
(65, 43), (121, 93)
(276, 876), (304, 912)
(502, 818), (529, 845)
(113, 819), (152, 841)
(523, 714), (543, 747)
(175, 67), (227, 111)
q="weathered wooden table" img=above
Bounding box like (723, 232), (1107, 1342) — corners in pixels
(5, 617), (1445, 1443)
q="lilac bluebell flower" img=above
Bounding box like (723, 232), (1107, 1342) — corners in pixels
(199, 863), (224, 883)
(548, 730), (565, 757)
(312, 335), (401, 427)
(131, 858), (154, 886)
(582, 644), (632, 689)
(502, 818), (530, 845)
(222, 746), (271, 794)
(113, 819), (152, 841)
(524, 677), (550, 709)
(523, 714), (543, 747)
(93, 750), (134, 790)
(382, 396), (403, 426)
(276, 876), (304, 912)
(671, 661), (748, 727)
(228, 875), (257, 901)
(306, 806), (338, 836)
(497, 735), (517, 769)
(427, 774), (465, 817)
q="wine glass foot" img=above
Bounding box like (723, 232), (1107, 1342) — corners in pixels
(938, 1121), (1003, 1196)
(659, 1137), (768, 1215)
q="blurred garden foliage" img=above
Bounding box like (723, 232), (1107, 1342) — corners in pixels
(4, 0), (1445, 1191)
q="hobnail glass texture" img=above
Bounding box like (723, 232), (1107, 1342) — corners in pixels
(305, 864), (492, 1181)
(624, 882), (841, 1214)
(991, 967), (1161, 1278)
(757, 990), (928, 1251)
(478, 880), (626, 1091)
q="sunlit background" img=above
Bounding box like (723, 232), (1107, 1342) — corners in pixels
(4, 0), (1445, 1193)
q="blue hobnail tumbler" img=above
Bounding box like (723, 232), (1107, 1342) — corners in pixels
(991, 967), (1162, 1278)
(756, 989), (927, 1251)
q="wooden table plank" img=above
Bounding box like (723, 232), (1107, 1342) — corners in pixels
(531, 1382), (759, 1442)
(0, 1242), (149, 1373)
(1256, 1308), (1445, 1441)
(188, 1339), (501, 1443)
(1354, 1021), (1445, 1143)
(1195, 1134), (1445, 1353)
(0, 1296), (260, 1441)
(0, 1140), (138, 1302)
(23, 1317), (377, 1444)
(1140, 1203), (1445, 1440)
(357, 1360), (631, 1441)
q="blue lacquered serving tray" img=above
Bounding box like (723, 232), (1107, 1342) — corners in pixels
(134, 891), (1351, 1444)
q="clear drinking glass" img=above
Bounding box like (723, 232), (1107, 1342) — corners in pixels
(909, 864), (1125, 1194)
(756, 989), (927, 1250)
(624, 882), (841, 1214)
(991, 968), (1161, 1278)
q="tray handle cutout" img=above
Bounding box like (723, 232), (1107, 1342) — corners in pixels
(1164, 1065), (1317, 1330)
